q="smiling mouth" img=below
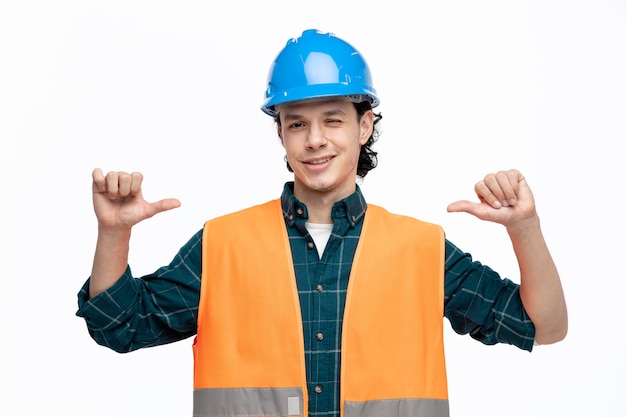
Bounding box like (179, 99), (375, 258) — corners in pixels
(305, 156), (334, 165)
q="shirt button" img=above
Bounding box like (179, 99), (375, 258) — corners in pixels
(315, 385), (323, 394)
(316, 284), (323, 292)
(288, 214), (293, 221)
(316, 332), (324, 341)
(296, 207), (304, 216)
(307, 241), (314, 249)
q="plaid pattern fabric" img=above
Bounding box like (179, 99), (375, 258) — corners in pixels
(77, 182), (534, 416)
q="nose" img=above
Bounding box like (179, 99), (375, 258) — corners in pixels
(305, 122), (327, 149)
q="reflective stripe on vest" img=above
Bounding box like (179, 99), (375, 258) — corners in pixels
(194, 199), (448, 417)
(194, 387), (304, 416)
(344, 398), (450, 417)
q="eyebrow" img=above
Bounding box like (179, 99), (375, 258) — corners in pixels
(282, 108), (348, 121)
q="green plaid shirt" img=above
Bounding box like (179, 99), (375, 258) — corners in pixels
(77, 182), (534, 417)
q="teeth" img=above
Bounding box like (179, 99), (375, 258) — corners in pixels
(308, 157), (331, 164)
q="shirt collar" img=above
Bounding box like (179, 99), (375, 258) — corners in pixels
(280, 182), (367, 228)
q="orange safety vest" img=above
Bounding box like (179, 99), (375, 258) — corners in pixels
(193, 199), (448, 417)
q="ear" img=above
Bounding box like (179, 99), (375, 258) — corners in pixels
(359, 110), (374, 145)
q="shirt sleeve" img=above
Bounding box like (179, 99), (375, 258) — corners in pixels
(75, 229), (203, 353)
(443, 239), (535, 351)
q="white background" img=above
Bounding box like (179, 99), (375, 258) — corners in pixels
(1, 1), (624, 416)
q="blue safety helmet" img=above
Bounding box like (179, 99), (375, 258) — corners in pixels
(261, 29), (380, 117)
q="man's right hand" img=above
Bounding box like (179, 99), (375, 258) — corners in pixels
(92, 168), (181, 231)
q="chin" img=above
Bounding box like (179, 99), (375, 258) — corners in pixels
(309, 182), (335, 192)
(301, 178), (336, 193)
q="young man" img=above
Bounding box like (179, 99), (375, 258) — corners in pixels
(77, 29), (567, 417)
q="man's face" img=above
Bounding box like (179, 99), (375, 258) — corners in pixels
(278, 99), (373, 203)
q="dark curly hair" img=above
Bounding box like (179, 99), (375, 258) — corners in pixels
(275, 101), (383, 178)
